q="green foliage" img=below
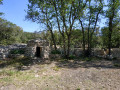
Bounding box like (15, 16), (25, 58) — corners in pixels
(51, 50), (61, 54)
(0, 0), (120, 59)
(114, 63), (120, 67)
(21, 31), (41, 43)
(71, 29), (83, 48)
(76, 88), (80, 90)
(0, 0), (3, 16)
(0, 18), (41, 45)
(101, 25), (120, 48)
(69, 55), (76, 59)
(0, 18), (23, 45)
(0, 0), (2, 4)
(10, 49), (25, 54)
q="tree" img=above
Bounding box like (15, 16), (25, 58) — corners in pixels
(71, 29), (83, 48)
(0, 18), (24, 45)
(79, 0), (103, 56)
(21, 31), (41, 43)
(105, 0), (120, 56)
(26, 0), (57, 50)
(0, 0), (3, 16)
(101, 25), (120, 48)
(52, 0), (67, 57)
(52, 0), (82, 58)
(26, 0), (80, 58)
(77, 0), (88, 56)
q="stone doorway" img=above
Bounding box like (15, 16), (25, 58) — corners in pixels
(36, 47), (42, 57)
(25, 38), (50, 58)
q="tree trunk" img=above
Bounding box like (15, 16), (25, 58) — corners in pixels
(87, 1), (91, 57)
(82, 30), (85, 56)
(67, 34), (71, 58)
(89, 35), (92, 56)
(62, 35), (67, 58)
(50, 29), (57, 51)
(108, 18), (113, 56)
(108, 0), (115, 56)
(79, 19), (85, 56)
(87, 26), (90, 56)
(108, 30), (112, 56)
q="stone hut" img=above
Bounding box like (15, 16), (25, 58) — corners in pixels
(25, 38), (50, 59)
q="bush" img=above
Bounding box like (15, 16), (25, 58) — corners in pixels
(51, 50), (61, 54)
(10, 49), (25, 54)
(69, 55), (76, 59)
(114, 64), (120, 67)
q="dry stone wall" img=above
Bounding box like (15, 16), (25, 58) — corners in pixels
(72, 48), (120, 58)
(0, 44), (27, 59)
(57, 48), (120, 58)
(112, 48), (120, 58)
(0, 42), (119, 60)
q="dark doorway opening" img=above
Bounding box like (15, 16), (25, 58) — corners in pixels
(36, 47), (41, 57)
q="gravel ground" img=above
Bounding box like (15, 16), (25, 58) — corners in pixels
(0, 59), (120, 90)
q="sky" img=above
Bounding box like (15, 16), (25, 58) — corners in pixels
(0, 0), (41, 32)
(0, 0), (107, 33)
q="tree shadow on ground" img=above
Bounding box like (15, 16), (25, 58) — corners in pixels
(55, 57), (120, 69)
(0, 57), (52, 71)
(0, 57), (120, 71)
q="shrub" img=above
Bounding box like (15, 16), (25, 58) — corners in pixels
(10, 49), (25, 54)
(76, 88), (80, 90)
(114, 64), (120, 67)
(51, 50), (61, 54)
(69, 55), (76, 59)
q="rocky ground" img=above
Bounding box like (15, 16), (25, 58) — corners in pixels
(0, 57), (120, 90)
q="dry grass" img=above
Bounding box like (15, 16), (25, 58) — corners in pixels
(0, 57), (120, 90)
